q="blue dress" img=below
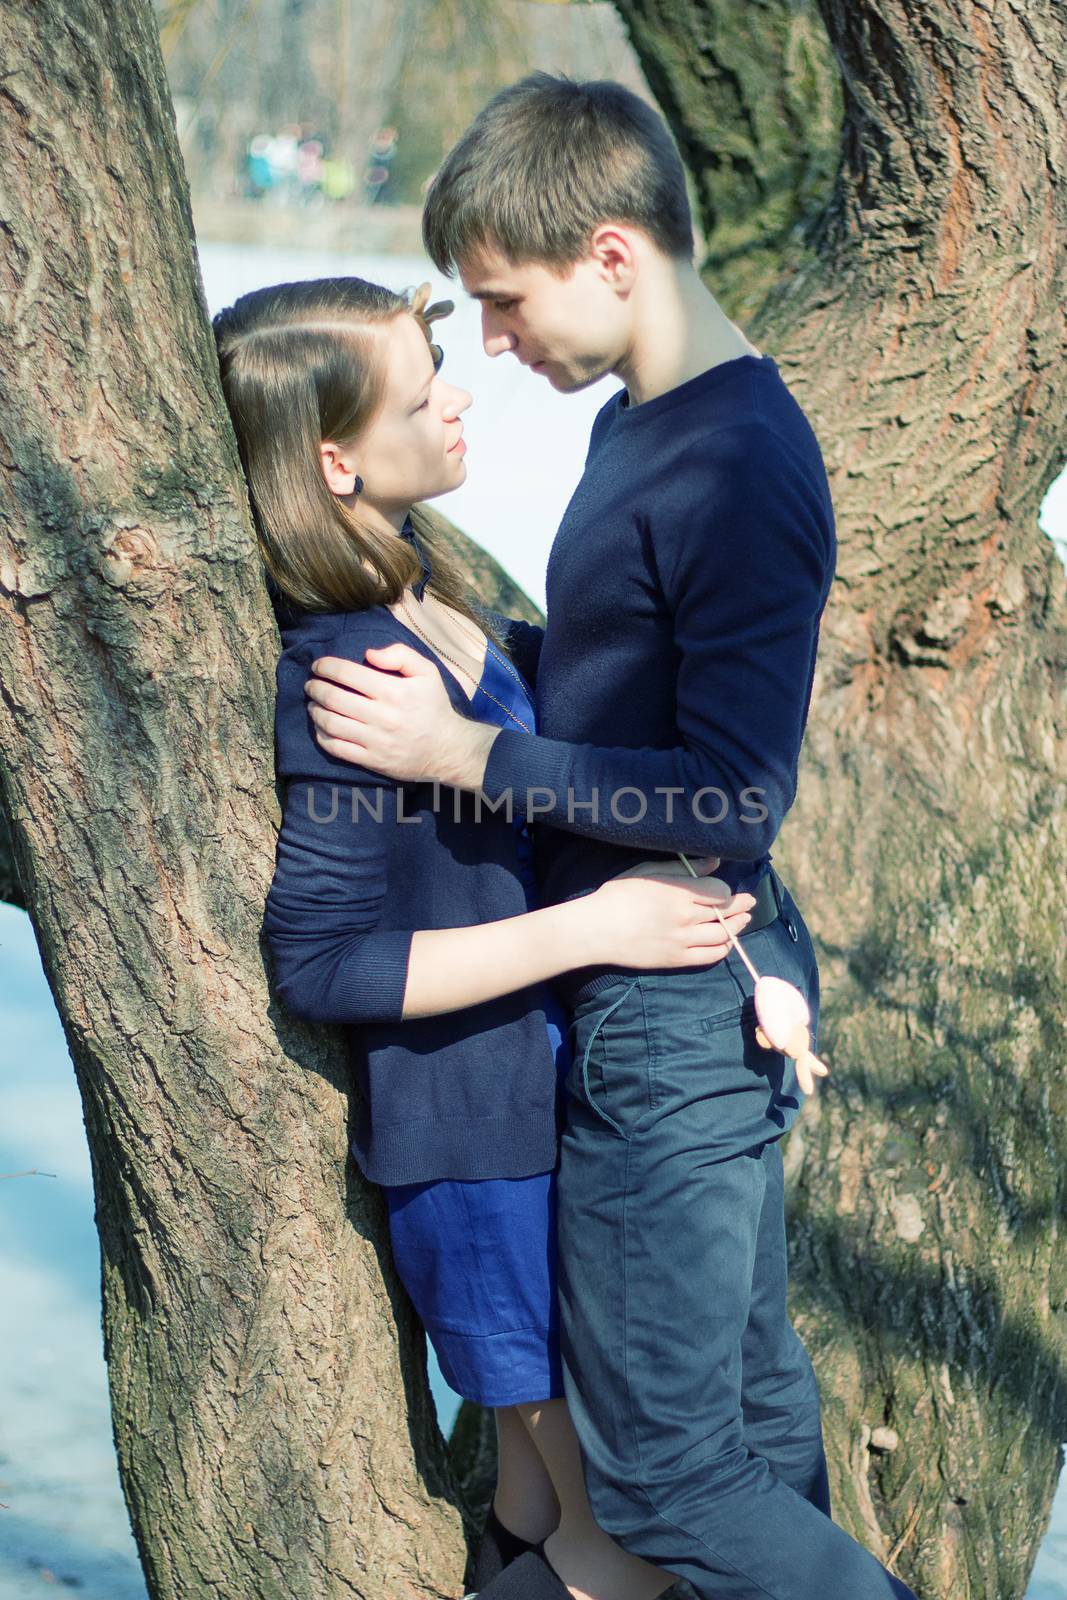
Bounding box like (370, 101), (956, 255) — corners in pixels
(380, 640), (574, 1406)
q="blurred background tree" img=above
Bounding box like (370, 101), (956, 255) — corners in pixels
(157, 0), (656, 215)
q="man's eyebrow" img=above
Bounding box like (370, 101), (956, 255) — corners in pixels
(467, 288), (515, 302)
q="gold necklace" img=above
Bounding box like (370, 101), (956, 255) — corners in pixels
(396, 591), (534, 736)
(447, 605), (533, 697)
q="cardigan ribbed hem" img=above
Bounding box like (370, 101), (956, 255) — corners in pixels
(553, 965), (644, 1008)
(331, 928), (414, 1023)
(352, 1110), (562, 1187)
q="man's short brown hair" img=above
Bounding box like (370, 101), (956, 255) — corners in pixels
(422, 72), (694, 276)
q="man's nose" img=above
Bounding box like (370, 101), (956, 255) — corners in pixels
(481, 307), (516, 359)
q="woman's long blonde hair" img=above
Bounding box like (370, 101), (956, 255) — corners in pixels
(212, 276), (508, 648)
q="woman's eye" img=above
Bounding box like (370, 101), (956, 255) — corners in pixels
(417, 399), (430, 411)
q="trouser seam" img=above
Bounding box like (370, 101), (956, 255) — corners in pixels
(619, 1127), (783, 1600)
(622, 1128), (644, 1476)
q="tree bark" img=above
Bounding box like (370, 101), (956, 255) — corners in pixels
(0, 503), (538, 918)
(613, 0), (842, 319)
(613, 0), (1067, 1594)
(0, 4), (536, 1594)
(0, 770), (21, 910)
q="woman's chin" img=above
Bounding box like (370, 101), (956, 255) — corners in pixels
(423, 462), (468, 501)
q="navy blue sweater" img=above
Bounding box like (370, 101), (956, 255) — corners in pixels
(263, 568), (559, 1186)
(478, 353), (836, 1004)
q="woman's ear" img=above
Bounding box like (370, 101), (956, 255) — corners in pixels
(320, 440), (362, 497)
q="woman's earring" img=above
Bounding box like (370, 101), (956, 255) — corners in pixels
(352, 475), (364, 496)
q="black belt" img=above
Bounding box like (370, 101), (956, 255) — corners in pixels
(737, 864), (787, 937)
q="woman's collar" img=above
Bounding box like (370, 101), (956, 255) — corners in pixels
(397, 512), (432, 600)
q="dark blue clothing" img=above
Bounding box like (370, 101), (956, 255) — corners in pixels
(491, 357), (913, 1599)
(382, 643), (573, 1405)
(477, 354), (836, 1005)
(263, 514), (560, 1185)
(557, 882), (917, 1600)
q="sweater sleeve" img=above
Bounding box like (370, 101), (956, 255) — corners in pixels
(263, 778), (415, 1025)
(479, 427), (834, 860)
(263, 619), (416, 1026)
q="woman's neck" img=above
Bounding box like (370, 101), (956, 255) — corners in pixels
(336, 488), (414, 538)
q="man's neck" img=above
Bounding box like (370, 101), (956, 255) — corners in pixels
(615, 260), (762, 407)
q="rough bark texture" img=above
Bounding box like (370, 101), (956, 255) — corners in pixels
(615, 0), (843, 319)
(0, 4), (534, 1595)
(613, 0), (1067, 1594)
(0, 771), (20, 908)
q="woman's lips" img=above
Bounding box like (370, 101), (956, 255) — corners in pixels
(447, 435), (466, 456)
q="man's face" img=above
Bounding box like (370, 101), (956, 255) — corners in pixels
(459, 243), (630, 393)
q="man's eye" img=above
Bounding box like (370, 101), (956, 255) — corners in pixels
(495, 299), (516, 313)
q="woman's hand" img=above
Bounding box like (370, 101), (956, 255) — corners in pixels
(580, 854), (756, 970)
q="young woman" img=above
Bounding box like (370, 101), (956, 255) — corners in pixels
(213, 275), (755, 1600)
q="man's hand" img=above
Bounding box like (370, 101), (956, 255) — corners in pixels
(304, 643), (500, 787)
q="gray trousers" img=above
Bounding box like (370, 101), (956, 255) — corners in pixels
(556, 882), (919, 1600)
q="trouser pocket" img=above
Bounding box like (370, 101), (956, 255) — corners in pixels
(566, 977), (647, 1138)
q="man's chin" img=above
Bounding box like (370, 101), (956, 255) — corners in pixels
(542, 364), (609, 395)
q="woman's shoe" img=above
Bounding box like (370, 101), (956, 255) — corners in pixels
(470, 1503), (540, 1589)
(471, 1542), (701, 1598)
(468, 1547), (570, 1597)
(530, 1538), (700, 1600)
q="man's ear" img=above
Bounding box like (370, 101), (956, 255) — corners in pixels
(589, 224), (638, 288)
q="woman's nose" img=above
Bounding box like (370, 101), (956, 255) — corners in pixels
(443, 387), (473, 419)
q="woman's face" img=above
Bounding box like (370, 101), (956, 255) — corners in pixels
(321, 312), (472, 521)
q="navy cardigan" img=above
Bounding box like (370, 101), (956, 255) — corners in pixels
(262, 585), (561, 1187)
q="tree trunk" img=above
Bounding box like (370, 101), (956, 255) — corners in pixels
(0, 4), (536, 1594)
(613, 0), (843, 319)
(0, 770), (21, 910)
(613, 0), (1067, 1594)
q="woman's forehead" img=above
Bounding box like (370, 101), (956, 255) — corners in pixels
(383, 313), (437, 400)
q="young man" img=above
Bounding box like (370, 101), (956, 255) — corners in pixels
(304, 75), (919, 1600)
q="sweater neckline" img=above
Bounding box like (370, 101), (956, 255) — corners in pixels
(612, 352), (777, 427)
(366, 603), (487, 707)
